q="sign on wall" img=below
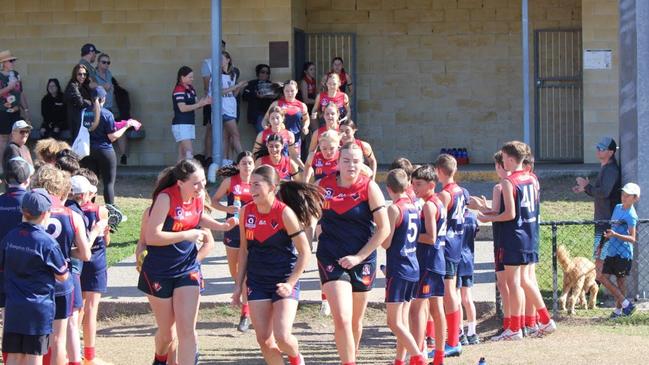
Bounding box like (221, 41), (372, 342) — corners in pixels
(584, 49), (612, 69)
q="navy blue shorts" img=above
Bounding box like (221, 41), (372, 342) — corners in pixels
(138, 270), (201, 299)
(502, 250), (537, 266)
(603, 255), (632, 278)
(223, 228), (240, 249)
(247, 280), (300, 302)
(416, 270), (445, 299)
(444, 261), (458, 279)
(80, 268), (107, 293)
(71, 273), (83, 310)
(317, 257), (376, 293)
(54, 292), (74, 320)
(2, 332), (50, 356)
(494, 246), (505, 272)
(456, 274), (474, 288)
(385, 276), (418, 303)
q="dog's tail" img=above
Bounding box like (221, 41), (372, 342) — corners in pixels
(557, 245), (574, 273)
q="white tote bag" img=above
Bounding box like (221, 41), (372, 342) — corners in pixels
(71, 108), (91, 158)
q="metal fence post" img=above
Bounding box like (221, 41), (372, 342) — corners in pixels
(551, 223), (558, 316)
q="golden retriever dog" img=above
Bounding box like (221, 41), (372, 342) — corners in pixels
(557, 245), (598, 314)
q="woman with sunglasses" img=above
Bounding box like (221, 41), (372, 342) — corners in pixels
(64, 64), (93, 141)
(0, 50), (30, 156)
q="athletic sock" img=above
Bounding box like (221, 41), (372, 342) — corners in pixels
(394, 360), (406, 365)
(289, 354), (303, 365)
(537, 307), (551, 325)
(42, 348), (52, 365)
(409, 354), (425, 365)
(68, 362), (81, 365)
(622, 299), (630, 308)
(241, 303), (250, 317)
(322, 293), (327, 301)
(154, 353), (168, 365)
(2, 352), (7, 364)
(445, 310), (460, 347)
(510, 315), (521, 332)
(467, 321), (477, 336)
(503, 316), (510, 330)
(84, 347), (96, 361)
(525, 315), (537, 328)
(425, 320), (435, 338)
(433, 350), (444, 365)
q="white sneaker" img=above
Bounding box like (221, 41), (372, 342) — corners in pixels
(207, 162), (219, 183)
(491, 328), (523, 341)
(320, 300), (331, 316)
(531, 319), (556, 337)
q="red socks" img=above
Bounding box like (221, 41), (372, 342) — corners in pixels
(503, 316), (510, 330)
(510, 315), (521, 332)
(425, 320), (434, 337)
(241, 303), (250, 317)
(84, 347), (96, 361)
(445, 310), (460, 347)
(288, 354), (302, 365)
(322, 293), (327, 301)
(42, 348), (52, 365)
(433, 350), (444, 365)
(537, 307), (551, 325)
(154, 353), (168, 363)
(68, 362), (81, 365)
(409, 355), (425, 365)
(525, 315), (537, 328)
(2, 352), (7, 364)
(394, 360), (406, 365)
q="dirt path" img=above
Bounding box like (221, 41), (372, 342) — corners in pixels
(91, 304), (649, 365)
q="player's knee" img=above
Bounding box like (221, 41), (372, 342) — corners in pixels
(273, 331), (293, 348)
(255, 334), (275, 350)
(156, 329), (175, 348)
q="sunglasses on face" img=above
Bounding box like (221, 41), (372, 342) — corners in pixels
(8, 60), (16, 63)
(101, 60), (111, 65)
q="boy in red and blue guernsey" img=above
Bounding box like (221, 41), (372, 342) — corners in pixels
(0, 189), (69, 365)
(457, 208), (479, 345)
(435, 154), (469, 357)
(382, 169), (426, 365)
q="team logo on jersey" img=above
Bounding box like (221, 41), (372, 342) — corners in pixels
(189, 271), (200, 282)
(270, 219), (278, 229)
(175, 207), (183, 219)
(362, 264), (371, 276)
(233, 185), (242, 195)
(351, 192), (360, 201)
(247, 287), (252, 296)
(422, 284), (430, 295)
(315, 160), (324, 168)
(152, 282), (162, 292)
(324, 188), (334, 199)
(245, 214), (256, 228)
(361, 275), (372, 286)
(326, 265), (334, 273)
(259, 219), (267, 226)
(245, 229), (254, 240)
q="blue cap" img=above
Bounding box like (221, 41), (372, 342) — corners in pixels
(596, 136), (617, 151)
(21, 188), (52, 216)
(93, 86), (107, 99)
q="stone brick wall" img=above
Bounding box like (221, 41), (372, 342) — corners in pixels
(305, 0), (582, 163)
(582, 0), (619, 164)
(0, 0), (294, 165)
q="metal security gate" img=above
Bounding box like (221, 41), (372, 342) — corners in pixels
(304, 33), (357, 121)
(534, 29), (583, 162)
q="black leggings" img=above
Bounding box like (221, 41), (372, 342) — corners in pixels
(81, 148), (117, 204)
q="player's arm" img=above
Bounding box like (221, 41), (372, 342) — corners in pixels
(289, 159), (304, 182)
(438, 189), (451, 209)
(343, 93), (351, 119)
(303, 153), (315, 183)
(71, 210), (97, 261)
(478, 180), (515, 222)
(145, 193), (204, 246)
(99, 206), (111, 246)
(381, 204), (400, 249)
(362, 142), (377, 180)
(311, 94), (321, 121)
(417, 201), (437, 244)
(308, 130), (320, 153)
(232, 205), (250, 306)
(301, 102), (310, 134)
(200, 211), (237, 232)
(339, 181), (389, 269)
(605, 224), (637, 244)
(196, 228), (215, 262)
(288, 133), (305, 170)
(211, 178), (237, 215)
(280, 207), (312, 290)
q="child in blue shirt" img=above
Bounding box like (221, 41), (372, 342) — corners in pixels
(0, 189), (69, 364)
(457, 208), (480, 345)
(598, 182), (640, 318)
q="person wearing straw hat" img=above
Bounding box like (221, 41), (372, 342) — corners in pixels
(0, 50), (30, 164)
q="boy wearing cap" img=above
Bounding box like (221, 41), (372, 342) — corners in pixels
(0, 50), (30, 145)
(0, 189), (69, 365)
(597, 183), (641, 318)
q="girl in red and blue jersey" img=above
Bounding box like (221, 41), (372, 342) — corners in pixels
(308, 102), (341, 154)
(211, 151), (255, 332)
(263, 81), (310, 153)
(254, 106), (303, 169)
(478, 141), (556, 340)
(316, 142), (389, 365)
(382, 169), (426, 365)
(321, 57), (354, 95)
(409, 165), (447, 365)
(304, 130), (340, 183)
(171, 66), (211, 162)
(435, 154), (469, 356)
(231, 165), (323, 365)
(32, 165), (104, 365)
(139, 159), (236, 365)
(312, 73), (350, 127)
(339, 119), (377, 179)
(255, 134), (301, 181)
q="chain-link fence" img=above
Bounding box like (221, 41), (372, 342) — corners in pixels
(535, 219), (649, 315)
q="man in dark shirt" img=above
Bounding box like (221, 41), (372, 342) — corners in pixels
(79, 43), (100, 88)
(573, 136), (621, 273)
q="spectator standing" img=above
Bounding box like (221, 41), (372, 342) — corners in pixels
(242, 64), (278, 133)
(573, 137), (621, 274)
(172, 66), (211, 162)
(2, 120), (34, 169)
(220, 52), (247, 166)
(64, 64), (93, 141)
(298, 62), (317, 110)
(0, 50), (30, 160)
(40, 78), (69, 140)
(78, 43), (100, 88)
(321, 57), (353, 95)
(112, 77), (132, 165)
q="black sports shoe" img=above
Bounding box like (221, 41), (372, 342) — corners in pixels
(106, 204), (126, 232)
(120, 154), (127, 165)
(237, 315), (250, 332)
(466, 333), (480, 345)
(459, 333), (469, 346)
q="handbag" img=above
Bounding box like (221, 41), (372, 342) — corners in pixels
(71, 108), (91, 158)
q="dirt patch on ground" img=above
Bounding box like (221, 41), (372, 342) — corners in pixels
(89, 303), (649, 365)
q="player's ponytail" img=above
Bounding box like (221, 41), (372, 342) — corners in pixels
(152, 159), (203, 200)
(218, 151), (253, 178)
(277, 181), (324, 227)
